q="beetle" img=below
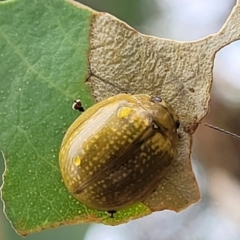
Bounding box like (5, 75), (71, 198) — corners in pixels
(59, 94), (180, 216)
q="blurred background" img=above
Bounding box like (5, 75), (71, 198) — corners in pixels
(1, 0), (240, 239)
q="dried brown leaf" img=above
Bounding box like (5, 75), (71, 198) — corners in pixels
(84, 1), (240, 213)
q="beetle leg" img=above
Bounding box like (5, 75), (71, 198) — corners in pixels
(107, 210), (117, 218)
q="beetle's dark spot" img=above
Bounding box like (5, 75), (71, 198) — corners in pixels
(175, 120), (180, 129)
(152, 121), (168, 137)
(107, 210), (117, 218)
(152, 121), (159, 130)
(151, 96), (162, 103)
(72, 99), (85, 112)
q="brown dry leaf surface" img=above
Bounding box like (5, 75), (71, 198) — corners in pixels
(84, 0), (240, 213)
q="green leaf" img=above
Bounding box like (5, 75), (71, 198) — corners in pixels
(0, 0), (152, 235)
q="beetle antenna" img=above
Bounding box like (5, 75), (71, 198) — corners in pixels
(200, 122), (240, 140)
(179, 114), (240, 140)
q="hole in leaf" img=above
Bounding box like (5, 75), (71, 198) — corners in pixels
(151, 0), (236, 40)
